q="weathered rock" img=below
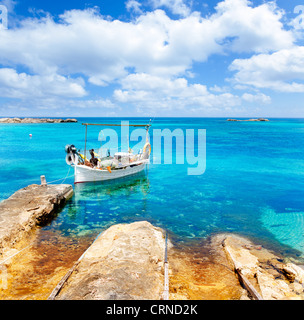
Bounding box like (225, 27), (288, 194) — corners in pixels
(168, 236), (248, 300)
(64, 119), (78, 123)
(283, 264), (304, 284)
(0, 184), (73, 256)
(55, 221), (170, 300)
(222, 234), (304, 300)
(0, 118), (77, 123)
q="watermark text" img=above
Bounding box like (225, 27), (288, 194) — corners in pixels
(0, 5), (8, 30)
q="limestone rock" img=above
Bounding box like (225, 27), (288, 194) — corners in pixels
(222, 234), (304, 300)
(55, 221), (170, 300)
(0, 184), (73, 256)
(283, 264), (304, 284)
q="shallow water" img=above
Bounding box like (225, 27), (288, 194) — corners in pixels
(1, 117), (304, 260)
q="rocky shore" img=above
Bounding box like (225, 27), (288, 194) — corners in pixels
(221, 235), (304, 299)
(49, 222), (304, 300)
(1, 184), (304, 300)
(0, 184), (73, 257)
(0, 117), (77, 123)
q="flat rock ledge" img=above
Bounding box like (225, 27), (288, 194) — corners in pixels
(51, 228), (304, 300)
(221, 234), (304, 300)
(52, 221), (171, 300)
(0, 117), (77, 123)
(0, 184), (73, 257)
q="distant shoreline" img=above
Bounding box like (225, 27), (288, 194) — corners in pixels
(0, 117), (78, 123)
(227, 118), (269, 122)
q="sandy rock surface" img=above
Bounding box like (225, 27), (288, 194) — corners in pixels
(55, 221), (170, 300)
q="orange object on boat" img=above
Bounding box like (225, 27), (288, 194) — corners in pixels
(107, 166), (112, 173)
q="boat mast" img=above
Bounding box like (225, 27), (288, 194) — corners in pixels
(82, 123), (151, 127)
(81, 122), (151, 157)
(84, 124), (88, 161)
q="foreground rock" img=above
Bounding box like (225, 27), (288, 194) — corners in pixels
(50, 226), (304, 300)
(0, 184), (73, 257)
(222, 235), (304, 300)
(227, 118), (269, 122)
(0, 117), (77, 123)
(53, 221), (170, 300)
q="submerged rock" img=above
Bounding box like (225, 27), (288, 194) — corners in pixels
(54, 221), (170, 300)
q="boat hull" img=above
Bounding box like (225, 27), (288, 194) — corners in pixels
(74, 163), (147, 183)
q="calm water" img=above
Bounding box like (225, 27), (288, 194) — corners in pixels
(1, 118), (304, 259)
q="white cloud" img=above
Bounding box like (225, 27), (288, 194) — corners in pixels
(149, 0), (191, 17)
(230, 46), (304, 92)
(67, 98), (116, 109)
(241, 92), (271, 104)
(0, 68), (86, 98)
(0, 95), (118, 115)
(211, 0), (293, 53)
(0, 0), (294, 83)
(0, 0), (296, 114)
(125, 0), (143, 14)
(113, 73), (270, 112)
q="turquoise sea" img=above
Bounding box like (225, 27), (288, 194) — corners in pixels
(1, 118), (304, 260)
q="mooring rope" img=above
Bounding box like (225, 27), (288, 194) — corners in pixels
(162, 231), (169, 300)
(0, 244), (32, 266)
(46, 166), (74, 185)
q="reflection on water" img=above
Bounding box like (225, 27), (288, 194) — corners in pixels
(45, 172), (151, 237)
(74, 171), (150, 198)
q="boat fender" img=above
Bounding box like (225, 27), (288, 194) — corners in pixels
(143, 142), (151, 155)
(107, 166), (112, 173)
(65, 144), (76, 154)
(66, 153), (75, 165)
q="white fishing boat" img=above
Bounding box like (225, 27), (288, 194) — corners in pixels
(65, 122), (151, 184)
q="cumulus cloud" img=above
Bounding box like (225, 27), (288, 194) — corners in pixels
(0, 0), (296, 114)
(0, 0), (294, 81)
(230, 46), (304, 92)
(241, 92), (271, 104)
(0, 68), (86, 98)
(211, 0), (293, 53)
(126, 0), (143, 14)
(149, 0), (192, 17)
(113, 73), (270, 112)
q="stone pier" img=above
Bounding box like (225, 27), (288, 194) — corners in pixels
(0, 184), (73, 257)
(52, 221), (170, 300)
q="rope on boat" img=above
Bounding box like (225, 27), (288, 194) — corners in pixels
(162, 231), (169, 300)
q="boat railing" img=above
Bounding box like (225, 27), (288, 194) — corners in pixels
(78, 147), (118, 160)
(77, 147), (147, 166)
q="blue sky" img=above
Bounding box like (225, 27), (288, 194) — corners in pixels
(0, 0), (303, 117)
